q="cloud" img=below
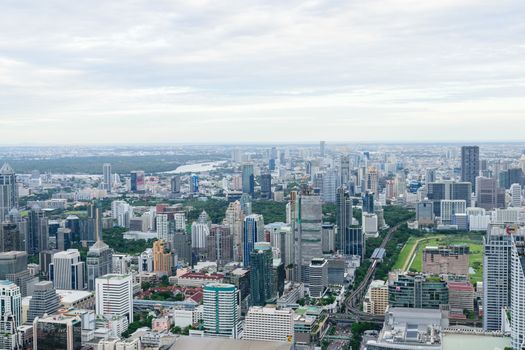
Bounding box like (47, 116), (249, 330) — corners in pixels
(0, 0), (524, 144)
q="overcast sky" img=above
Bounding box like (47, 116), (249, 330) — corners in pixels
(1, 0), (524, 144)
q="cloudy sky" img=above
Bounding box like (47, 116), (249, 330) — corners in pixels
(1, 0), (524, 144)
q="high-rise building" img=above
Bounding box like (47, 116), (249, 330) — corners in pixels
(475, 176), (505, 210)
(206, 225), (233, 266)
(49, 249), (85, 290)
(26, 205), (48, 255)
(363, 280), (388, 315)
(336, 187), (353, 254)
(250, 242), (274, 306)
(242, 164), (255, 195)
(191, 222), (209, 250)
(427, 181), (472, 217)
(32, 314), (82, 350)
(0, 251), (33, 297)
(510, 183), (522, 207)
(367, 167), (379, 194)
(321, 223), (335, 253)
(0, 221), (23, 252)
(28, 281), (60, 322)
(321, 169), (337, 203)
(243, 214), (264, 267)
(173, 232), (192, 265)
(139, 248), (154, 273)
(511, 240), (525, 350)
(95, 274), (133, 325)
(111, 200), (133, 228)
(483, 225), (525, 331)
(388, 272), (448, 309)
(346, 226), (365, 260)
(309, 258), (327, 298)
(102, 163), (112, 193)
(243, 306), (294, 343)
(416, 200), (434, 226)
(130, 170), (145, 193)
(170, 175), (181, 194)
(440, 200), (467, 225)
(153, 240), (173, 276)
(362, 192), (374, 213)
(461, 146), (480, 192)
(224, 201), (243, 262)
(339, 155), (350, 186)
(0, 280), (21, 350)
(203, 283), (240, 338)
(0, 163), (17, 223)
(86, 241), (113, 291)
(295, 194), (323, 282)
(319, 141), (326, 157)
(260, 173), (272, 200)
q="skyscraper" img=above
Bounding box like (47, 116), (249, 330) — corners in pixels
(347, 227), (365, 260)
(295, 193), (323, 282)
(190, 174), (199, 193)
(483, 225), (525, 331)
(242, 164), (255, 195)
(321, 169), (337, 203)
(153, 240), (173, 276)
(510, 183), (522, 207)
(0, 251), (33, 297)
(0, 221), (23, 252)
(86, 241), (113, 291)
(475, 176), (505, 210)
(0, 163), (17, 223)
(28, 281), (60, 322)
(0, 280), (21, 350)
(461, 146), (480, 191)
(511, 240), (525, 349)
(203, 283), (240, 338)
(49, 249), (85, 290)
(320, 141), (326, 157)
(102, 163), (112, 193)
(26, 205), (48, 255)
(243, 214), (264, 267)
(336, 187), (352, 254)
(95, 274), (133, 325)
(130, 170), (145, 193)
(260, 173), (272, 199)
(250, 242), (274, 306)
(171, 175), (181, 194)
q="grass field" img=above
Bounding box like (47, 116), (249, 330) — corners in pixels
(393, 233), (484, 283)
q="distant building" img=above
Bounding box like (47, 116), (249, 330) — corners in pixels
(461, 146), (480, 192)
(102, 163), (112, 193)
(86, 240), (113, 291)
(49, 249), (85, 290)
(475, 176), (505, 210)
(416, 200), (434, 226)
(243, 214), (264, 267)
(260, 173), (272, 200)
(242, 164), (255, 196)
(422, 245), (469, 276)
(243, 306), (294, 343)
(153, 240), (173, 276)
(130, 170), (145, 193)
(0, 163), (17, 223)
(309, 258), (327, 298)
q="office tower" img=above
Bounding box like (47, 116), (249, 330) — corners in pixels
(0, 163), (17, 223)
(86, 241), (113, 291)
(111, 200), (132, 228)
(139, 248), (154, 273)
(260, 173), (272, 199)
(422, 245), (469, 275)
(64, 215), (80, 242)
(340, 155), (350, 185)
(191, 222), (209, 250)
(427, 181), (471, 217)
(362, 192), (374, 213)
(56, 228), (72, 251)
(363, 280), (388, 315)
(416, 200), (434, 226)
(224, 201), (243, 262)
(0, 221), (23, 252)
(206, 225), (233, 266)
(336, 187), (352, 253)
(130, 170), (145, 193)
(0, 251), (33, 297)
(476, 176), (505, 210)
(95, 274), (133, 325)
(102, 163), (112, 193)
(510, 183), (522, 207)
(153, 240), (173, 276)
(367, 167), (379, 194)
(26, 205), (48, 254)
(321, 169), (337, 203)
(240, 193), (252, 216)
(33, 314), (82, 350)
(0, 280), (21, 350)
(173, 232), (192, 265)
(347, 227), (365, 260)
(483, 225), (525, 331)
(319, 141), (326, 157)
(425, 168), (436, 184)
(250, 242), (274, 306)
(243, 306), (294, 343)
(190, 174), (199, 193)
(203, 283), (240, 338)
(242, 164), (255, 195)
(85, 202), (102, 244)
(295, 194), (323, 282)
(171, 175), (181, 194)
(440, 200), (466, 225)
(269, 158), (276, 172)
(511, 240), (525, 350)
(461, 146), (480, 191)
(388, 273), (449, 309)
(321, 223), (335, 253)
(243, 214), (264, 267)
(309, 258), (328, 298)
(28, 281), (60, 322)
(49, 249), (85, 290)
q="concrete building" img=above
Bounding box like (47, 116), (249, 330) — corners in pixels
(440, 200), (466, 225)
(309, 258), (327, 298)
(461, 146), (480, 192)
(153, 240), (173, 276)
(191, 222), (210, 250)
(0, 280), (21, 350)
(475, 176), (505, 210)
(511, 240), (525, 349)
(336, 187), (352, 253)
(0, 251), (34, 297)
(363, 280), (388, 315)
(447, 281), (474, 313)
(250, 242), (275, 306)
(388, 272), (448, 310)
(0, 163), (17, 223)
(363, 213), (379, 238)
(28, 281), (60, 322)
(243, 214), (264, 267)
(510, 183), (522, 207)
(422, 245), (469, 276)
(50, 249), (85, 290)
(243, 306), (294, 343)
(416, 200), (434, 226)
(139, 248), (154, 273)
(95, 274), (133, 327)
(32, 314), (82, 350)
(295, 194), (323, 282)
(203, 283), (240, 338)
(87, 240), (113, 291)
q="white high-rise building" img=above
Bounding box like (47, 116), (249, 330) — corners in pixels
(139, 249), (154, 273)
(111, 200), (133, 228)
(440, 200), (466, 225)
(50, 249), (85, 290)
(0, 280), (21, 350)
(203, 283), (239, 338)
(191, 222), (210, 249)
(0, 163), (18, 223)
(510, 183), (522, 208)
(511, 240), (525, 349)
(363, 213), (379, 238)
(243, 306), (294, 343)
(95, 274), (133, 326)
(103, 163), (112, 193)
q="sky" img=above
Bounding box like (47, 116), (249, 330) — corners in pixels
(1, 0), (524, 144)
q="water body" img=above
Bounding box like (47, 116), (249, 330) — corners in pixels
(164, 161), (226, 174)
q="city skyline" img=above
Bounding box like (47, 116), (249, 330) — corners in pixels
(1, 1), (525, 144)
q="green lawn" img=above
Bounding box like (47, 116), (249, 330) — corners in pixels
(394, 233), (484, 284)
